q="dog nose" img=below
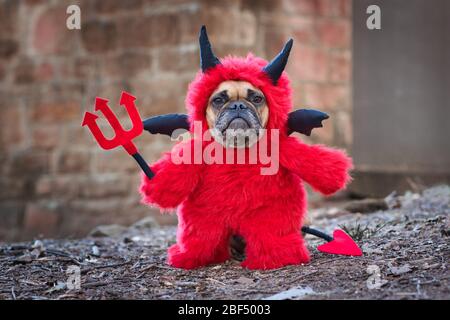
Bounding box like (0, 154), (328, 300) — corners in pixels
(229, 102), (247, 110)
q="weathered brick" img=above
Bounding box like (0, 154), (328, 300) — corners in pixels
(24, 0), (46, 5)
(317, 0), (351, 17)
(142, 95), (185, 117)
(24, 202), (60, 236)
(201, 7), (239, 45)
(93, 0), (143, 14)
(341, 0), (352, 17)
(60, 56), (96, 79)
(290, 82), (306, 108)
(215, 45), (258, 59)
(35, 175), (52, 196)
(317, 19), (351, 49)
(304, 83), (349, 112)
(117, 13), (181, 49)
(14, 57), (35, 84)
(34, 62), (55, 82)
(0, 39), (19, 59)
(0, 106), (25, 148)
(130, 77), (187, 112)
(150, 13), (182, 47)
(178, 8), (202, 43)
(81, 20), (118, 53)
(32, 6), (77, 55)
(283, 0), (318, 16)
(94, 149), (138, 174)
(242, 0), (282, 11)
(64, 198), (129, 237)
(116, 16), (151, 48)
(0, 0), (19, 37)
(158, 48), (197, 73)
(11, 149), (51, 176)
(63, 125), (91, 147)
(0, 202), (24, 231)
(53, 176), (81, 198)
(60, 196), (153, 236)
(32, 125), (61, 149)
(80, 175), (130, 198)
(58, 150), (90, 173)
(329, 50), (351, 83)
(0, 178), (26, 200)
(264, 29), (290, 59)
(237, 10), (258, 47)
(88, 82), (126, 106)
(31, 101), (81, 123)
(35, 176), (81, 199)
(100, 51), (152, 77)
(293, 24), (317, 46)
(290, 45), (329, 82)
(0, 63), (5, 82)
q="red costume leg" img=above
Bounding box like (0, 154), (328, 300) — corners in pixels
(239, 215), (310, 270)
(168, 214), (230, 269)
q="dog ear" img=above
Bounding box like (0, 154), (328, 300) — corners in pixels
(262, 39), (293, 85)
(199, 25), (221, 72)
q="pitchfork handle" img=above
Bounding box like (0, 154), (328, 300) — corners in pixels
(132, 152), (155, 179)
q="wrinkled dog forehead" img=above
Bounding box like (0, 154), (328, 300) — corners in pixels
(210, 81), (264, 100)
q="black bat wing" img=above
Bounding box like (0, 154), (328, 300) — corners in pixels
(287, 109), (329, 136)
(143, 113), (190, 137)
(143, 109), (328, 137)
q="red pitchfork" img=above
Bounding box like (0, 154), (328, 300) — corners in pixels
(82, 91), (154, 179)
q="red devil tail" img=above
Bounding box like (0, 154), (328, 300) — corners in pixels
(302, 226), (363, 256)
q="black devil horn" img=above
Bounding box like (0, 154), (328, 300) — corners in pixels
(199, 25), (221, 72)
(262, 38), (293, 85)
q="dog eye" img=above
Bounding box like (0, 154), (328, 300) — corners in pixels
(212, 97), (224, 105)
(252, 96), (263, 104)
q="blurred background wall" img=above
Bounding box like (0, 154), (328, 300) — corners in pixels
(351, 0), (450, 197)
(0, 0), (352, 241)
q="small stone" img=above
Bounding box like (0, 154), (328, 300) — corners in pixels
(91, 245), (100, 256)
(32, 240), (44, 250)
(388, 263), (412, 276)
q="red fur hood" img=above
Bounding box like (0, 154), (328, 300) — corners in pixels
(186, 54), (293, 135)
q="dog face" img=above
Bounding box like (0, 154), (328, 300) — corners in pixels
(206, 81), (269, 148)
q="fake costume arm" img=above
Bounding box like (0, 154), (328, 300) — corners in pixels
(139, 140), (202, 210)
(280, 137), (353, 195)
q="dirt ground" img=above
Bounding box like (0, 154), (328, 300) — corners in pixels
(0, 186), (448, 300)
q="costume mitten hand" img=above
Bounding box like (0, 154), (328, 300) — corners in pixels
(281, 137), (353, 196)
(140, 141), (202, 210)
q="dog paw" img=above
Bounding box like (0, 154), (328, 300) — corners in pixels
(167, 244), (205, 270)
(167, 243), (229, 269)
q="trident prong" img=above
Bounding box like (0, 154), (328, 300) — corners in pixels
(82, 91), (154, 179)
(81, 112), (118, 150)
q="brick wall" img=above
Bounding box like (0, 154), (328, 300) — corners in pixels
(0, 0), (352, 241)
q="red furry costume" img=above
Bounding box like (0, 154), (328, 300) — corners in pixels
(140, 27), (352, 270)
